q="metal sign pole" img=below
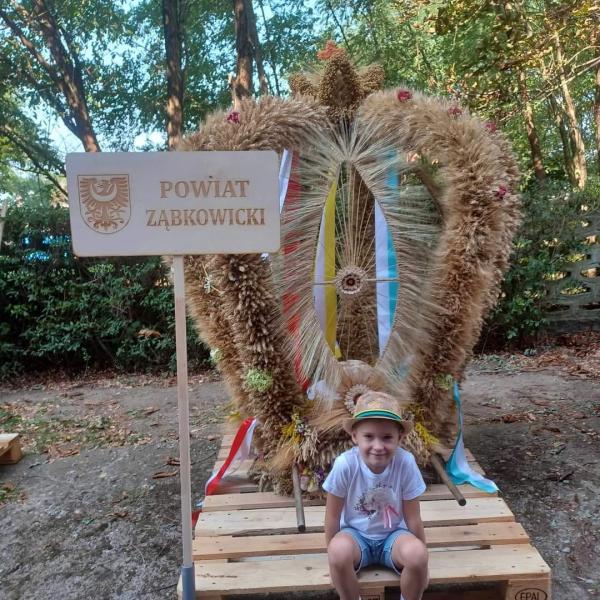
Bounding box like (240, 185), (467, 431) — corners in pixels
(173, 255), (195, 599)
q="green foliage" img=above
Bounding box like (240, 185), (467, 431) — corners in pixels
(244, 368), (274, 393)
(0, 481), (20, 506)
(0, 194), (208, 380)
(481, 177), (600, 347)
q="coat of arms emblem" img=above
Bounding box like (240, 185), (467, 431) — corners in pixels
(78, 175), (131, 233)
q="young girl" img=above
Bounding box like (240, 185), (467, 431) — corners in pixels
(323, 391), (429, 600)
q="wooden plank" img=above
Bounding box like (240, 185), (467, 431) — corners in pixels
(212, 458), (254, 472)
(217, 446), (231, 460)
(196, 497), (514, 536)
(203, 491), (323, 511)
(193, 522), (529, 560)
(424, 591), (502, 600)
(193, 544), (550, 595)
(361, 585), (385, 600)
(202, 482), (494, 512)
(0, 433), (22, 465)
(210, 478), (258, 495)
(0, 433), (19, 451)
(502, 577), (551, 600)
(219, 434), (236, 448)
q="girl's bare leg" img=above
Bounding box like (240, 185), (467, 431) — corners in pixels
(327, 532), (362, 600)
(391, 534), (429, 600)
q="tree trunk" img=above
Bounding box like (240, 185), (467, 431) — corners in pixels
(594, 52), (600, 172)
(540, 58), (575, 183)
(517, 70), (546, 185)
(233, 0), (254, 104)
(257, 0), (280, 95)
(499, 1), (545, 184)
(248, 0), (268, 96)
(0, 1), (100, 152)
(548, 97), (576, 183)
(162, 0), (185, 149)
(30, 0), (100, 151)
(552, 29), (587, 189)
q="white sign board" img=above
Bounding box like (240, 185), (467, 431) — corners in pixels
(66, 151), (280, 256)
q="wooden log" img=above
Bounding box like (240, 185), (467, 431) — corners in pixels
(431, 453), (467, 506)
(291, 463), (306, 533)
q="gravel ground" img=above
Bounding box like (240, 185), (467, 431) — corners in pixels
(0, 359), (598, 599)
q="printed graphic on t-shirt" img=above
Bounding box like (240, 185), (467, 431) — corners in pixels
(354, 482), (397, 520)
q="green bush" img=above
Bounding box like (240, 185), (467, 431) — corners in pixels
(481, 177), (600, 348)
(0, 196), (208, 379)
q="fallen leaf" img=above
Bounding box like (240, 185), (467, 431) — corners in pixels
(113, 491), (129, 504)
(112, 510), (129, 518)
(501, 412), (535, 423)
(47, 444), (81, 459)
(530, 398), (550, 407)
(547, 470), (574, 482)
(144, 406), (160, 416)
(152, 469), (179, 479)
(541, 426), (561, 434)
(166, 457), (180, 466)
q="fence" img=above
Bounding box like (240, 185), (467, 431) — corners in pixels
(544, 210), (600, 330)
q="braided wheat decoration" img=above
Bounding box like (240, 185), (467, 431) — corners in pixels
(180, 45), (520, 493)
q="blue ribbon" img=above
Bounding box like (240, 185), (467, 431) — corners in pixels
(374, 156), (399, 355)
(446, 382), (499, 493)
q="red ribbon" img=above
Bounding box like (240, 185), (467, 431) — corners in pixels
(282, 152), (309, 391)
(204, 417), (256, 497)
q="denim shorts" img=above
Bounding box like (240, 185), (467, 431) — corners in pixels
(340, 526), (410, 575)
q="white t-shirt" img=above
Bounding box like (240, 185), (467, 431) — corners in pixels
(322, 446), (426, 540)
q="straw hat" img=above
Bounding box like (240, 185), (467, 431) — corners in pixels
(343, 390), (413, 436)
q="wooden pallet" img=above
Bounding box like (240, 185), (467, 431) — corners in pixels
(0, 433), (22, 465)
(184, 432), (551, 600)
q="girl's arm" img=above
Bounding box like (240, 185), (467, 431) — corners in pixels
(402, 498), (426, 544)
(324, 492), (345, 545)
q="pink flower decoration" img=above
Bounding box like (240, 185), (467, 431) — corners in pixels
(448, 106), (462, 118)
(495, 185), (508, 200)
(485, 121), (498, 133)
(227, 111), (240, 124)
(397, 89), (412, 102)
(317, 40), (341, 61)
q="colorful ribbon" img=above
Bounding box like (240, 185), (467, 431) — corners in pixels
(280, 151), (309, 389)
(374, 162), (399, 355)
(204, 417), (258, 496)
(278, 149), (292, 212)
(314, 178), (338, 353)
(446, 382), (499, 493)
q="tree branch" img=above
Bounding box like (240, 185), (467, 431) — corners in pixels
(0, 8), (62, 86)
(325, 1), (353, 56)
(0, 124), (67, 196)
